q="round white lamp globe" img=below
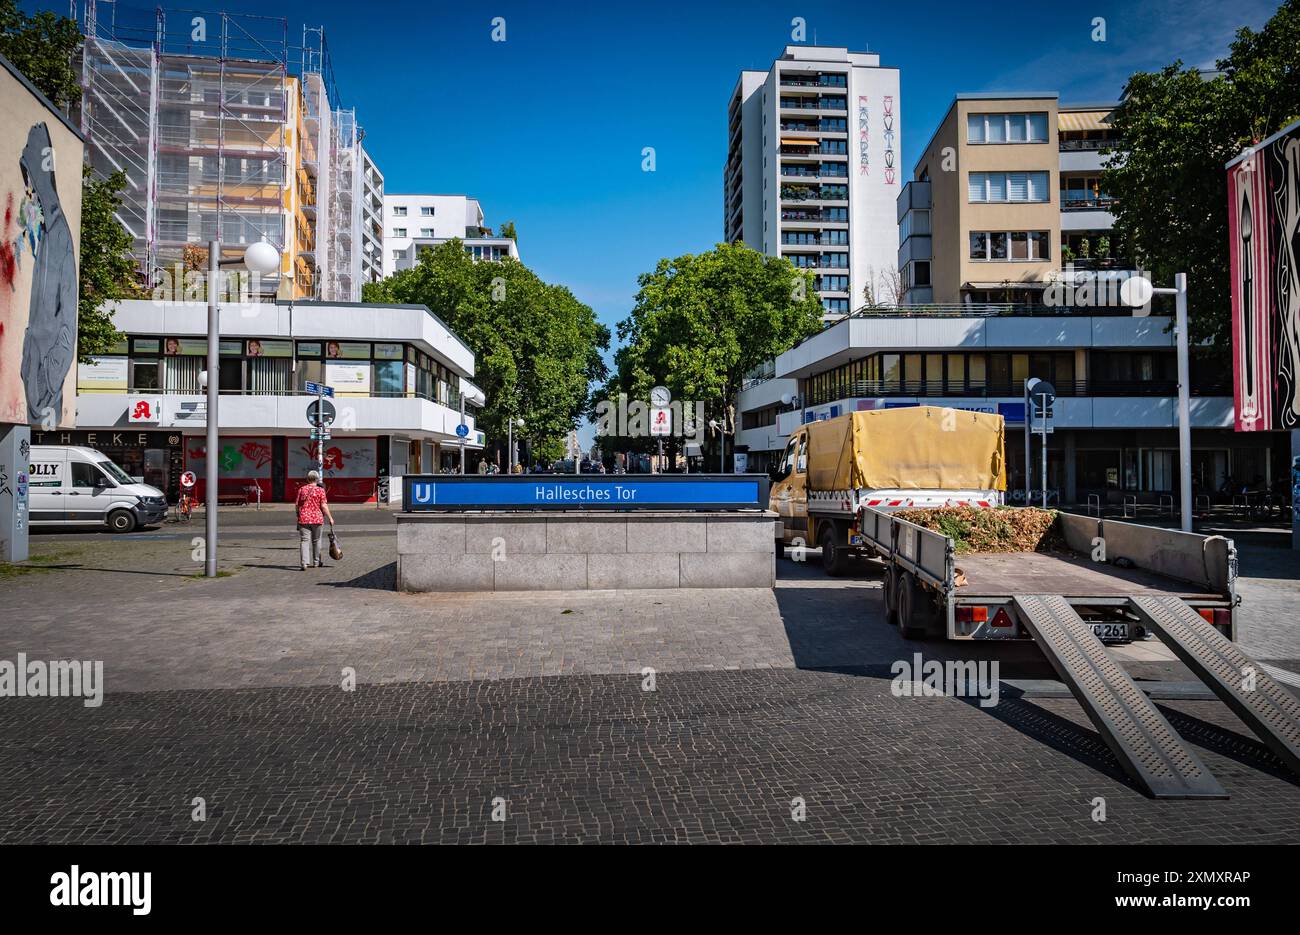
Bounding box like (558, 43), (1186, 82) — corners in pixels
(1119, 274), (1155, 308)
(243, 240), (281, 275)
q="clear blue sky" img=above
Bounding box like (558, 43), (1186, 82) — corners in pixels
(38, 0), (1280, 442)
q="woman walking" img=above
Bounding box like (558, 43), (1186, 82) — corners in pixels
(296, 470), (336, 570)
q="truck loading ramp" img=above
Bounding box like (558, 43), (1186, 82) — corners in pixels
(1012, 595), (1226, 799)
(1131, 595), (1300, 777)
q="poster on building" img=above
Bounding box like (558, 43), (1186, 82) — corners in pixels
(326, 360), (371, 396)
(1227, 116), (1300, 432)
(76, 356), (129, 393)
(0, 56), (84, 429)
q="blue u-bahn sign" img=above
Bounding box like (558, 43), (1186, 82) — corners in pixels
(402, 474), (769, 511)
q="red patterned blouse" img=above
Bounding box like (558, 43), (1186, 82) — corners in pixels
(296, 483), (328, 525)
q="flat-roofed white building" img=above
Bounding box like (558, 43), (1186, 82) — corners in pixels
(60, 299), (486, 503)
(382, 193), (520, 276)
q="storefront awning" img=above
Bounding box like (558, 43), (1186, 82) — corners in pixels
(1058, 110), (1112, 133)
(779, 137), (818, 146)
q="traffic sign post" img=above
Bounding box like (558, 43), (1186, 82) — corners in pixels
(1024, 378), (1056, 509)
(306, 384), (334, 481)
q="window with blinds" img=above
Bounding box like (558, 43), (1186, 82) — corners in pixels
(249, 357), (294, 394)
(164, 356), (202, 393)
(968, 171), (1049, 203)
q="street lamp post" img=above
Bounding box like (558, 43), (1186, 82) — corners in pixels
(204, 238), (281, 578)
(507, 416), (523, 474)
(1121, 273), (1192, 533)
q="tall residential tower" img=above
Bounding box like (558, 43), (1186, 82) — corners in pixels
(724, 45), (901, 319)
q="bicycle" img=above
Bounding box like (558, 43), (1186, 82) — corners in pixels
(171, 492), (195, 524)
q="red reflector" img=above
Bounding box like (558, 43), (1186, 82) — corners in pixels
(956, 606), (989, 623)
(1214, 609), (1232, 628)
(990, 607), (1013, 628)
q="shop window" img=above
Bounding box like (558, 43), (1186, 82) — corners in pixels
(133, 359), (160, 390)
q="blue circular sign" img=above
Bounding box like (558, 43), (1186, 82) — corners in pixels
(455, 424), (469, 438)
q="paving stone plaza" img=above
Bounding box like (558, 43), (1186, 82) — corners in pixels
(1, 508), (1297, 844)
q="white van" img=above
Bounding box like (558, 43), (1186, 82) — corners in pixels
(29, 446), (168, 533)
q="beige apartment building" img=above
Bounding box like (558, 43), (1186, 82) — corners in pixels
(900, 93), (1061, 304)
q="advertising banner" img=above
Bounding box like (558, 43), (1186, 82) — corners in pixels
(1227, 117), (1300, 431)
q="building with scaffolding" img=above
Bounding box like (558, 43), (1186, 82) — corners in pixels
(78, 1), (378, 302)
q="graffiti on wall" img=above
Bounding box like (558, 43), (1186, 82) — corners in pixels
(857, 95), (869, 176)
(882, 96), (897, 185)
(15, 124), (77, 427)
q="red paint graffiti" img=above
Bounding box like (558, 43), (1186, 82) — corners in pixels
(239, 440), (273, 469)
(0, 195), (16, 288)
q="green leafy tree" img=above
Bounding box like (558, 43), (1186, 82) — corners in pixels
(1103, 0), (1300, 360)
(364, 241), (609, 462)
(0, 0), (82, 111)
(498, 220), (517, 242)
(608, 242), (823, 463)
(78, 166), (142, 360)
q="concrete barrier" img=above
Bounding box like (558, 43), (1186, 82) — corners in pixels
(395, 510), (778, 591)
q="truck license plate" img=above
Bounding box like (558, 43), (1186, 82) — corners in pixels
(1089, 622), (1129, 642)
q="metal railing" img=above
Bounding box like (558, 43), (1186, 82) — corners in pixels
(845, 302), (1136, 319)
(799, 379), (1231, 407)
(1059, 139), (1123, 152)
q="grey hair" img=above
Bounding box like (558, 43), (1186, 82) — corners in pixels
(307, 470), (321, 482)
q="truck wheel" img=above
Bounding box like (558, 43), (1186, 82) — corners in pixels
(107, 510), (136, 534)
(883, 564), (900, 626)
(820, 524), (850, 577)
(896, 571), (931, 641)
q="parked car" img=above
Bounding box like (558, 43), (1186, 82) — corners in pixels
(28, 446), (168, 533)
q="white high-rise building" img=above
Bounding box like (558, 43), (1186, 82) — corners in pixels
(724, 45), (901, 319)
(381, 194), (520, 277)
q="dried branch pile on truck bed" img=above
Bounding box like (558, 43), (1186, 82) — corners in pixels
(893, 506), (1065, 554)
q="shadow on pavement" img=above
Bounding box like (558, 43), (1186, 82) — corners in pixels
(1155, 703), (1300, 787)
(960, 693), (1138, 792)
(325, 562), (396, 591)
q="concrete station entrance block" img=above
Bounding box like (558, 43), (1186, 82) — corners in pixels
(396, 510), (778, 591)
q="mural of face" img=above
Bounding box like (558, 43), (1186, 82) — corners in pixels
(18, 122), (77, 426)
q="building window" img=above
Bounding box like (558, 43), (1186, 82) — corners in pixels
(420, 206), (434, 216)
(420, 228), (434, 237)
(393, 228), (407, 238)
(392, 206), (407, 216)
(967, 112), (1049, 144)
(969, 231), (1050, 261)
(968, 172), (1049, 203)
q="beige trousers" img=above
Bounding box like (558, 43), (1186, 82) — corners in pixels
(298, 523), (324, 567)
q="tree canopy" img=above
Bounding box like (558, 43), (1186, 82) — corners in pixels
(607, 242), (823, 458)
(363, 241), (609, 463)
(1103, 0), (1300, 358)
(0, 0), (82, 111)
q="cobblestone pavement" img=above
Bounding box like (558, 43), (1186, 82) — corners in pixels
(0, 519), (1297, 843)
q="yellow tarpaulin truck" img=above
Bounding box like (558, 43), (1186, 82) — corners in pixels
(769, 406), (1006, 575)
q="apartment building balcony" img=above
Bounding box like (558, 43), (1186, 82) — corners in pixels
(898, 235), (932, 268)
(896, 180), (931, 223)
(1061, 207), (1116, 231)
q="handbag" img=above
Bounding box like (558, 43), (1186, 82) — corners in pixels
(328, 527), (343, 561)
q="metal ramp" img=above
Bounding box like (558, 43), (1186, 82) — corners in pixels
(1131, 596), (1300, 777)
(1012, 595), (1226, 799)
